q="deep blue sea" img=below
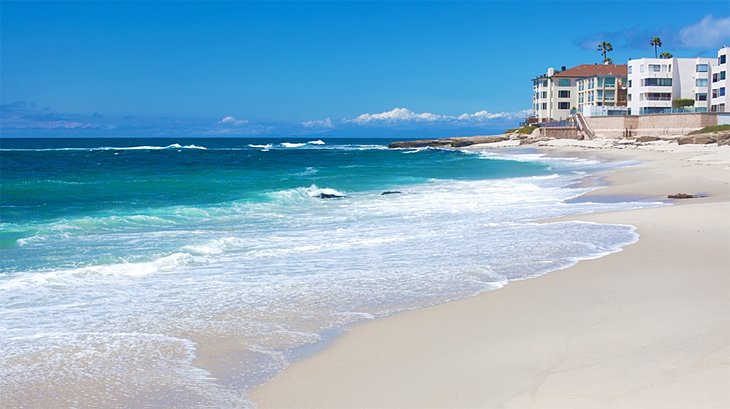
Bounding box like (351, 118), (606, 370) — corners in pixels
(0, 137), (655, 407)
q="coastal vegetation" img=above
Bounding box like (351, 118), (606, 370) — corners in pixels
(650, 36), (662, 58)
(597, 41), (613, 63)
(504, 125), (537, 134)
(660, 51), (673, 59)
(688, 124), (730, 134)
(672, 98), (694, 108)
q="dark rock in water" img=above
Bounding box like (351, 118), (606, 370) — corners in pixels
(388, 135), (508, 149)
(319, 193), (344, 199)
(667, 193), (697, 199)
(381, 191), (402, 195)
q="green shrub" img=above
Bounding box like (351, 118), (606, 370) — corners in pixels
(688, 124), (730, 134)
(672, 98), (694, 108)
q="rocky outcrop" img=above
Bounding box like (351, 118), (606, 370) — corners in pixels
(319, 193), (345, 199)
(667, 193), (698, 199)
(635, 136), (662, 143)
(388, 135), (508, 149)
(381, 191), (402, 195)
(677, 135), (717, 145)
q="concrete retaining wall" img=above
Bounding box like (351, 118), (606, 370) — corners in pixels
(540, 127), (581, 139)
(586, 113), (719, 138)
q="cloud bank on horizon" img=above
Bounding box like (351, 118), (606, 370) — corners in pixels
(0, 102), (530, 138)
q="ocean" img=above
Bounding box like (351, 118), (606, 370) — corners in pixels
(0, 137), (656, 407)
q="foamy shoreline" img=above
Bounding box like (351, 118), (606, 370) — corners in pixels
(251, 140), (730, 408)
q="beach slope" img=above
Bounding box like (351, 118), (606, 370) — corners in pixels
(251, 145), (730, 408)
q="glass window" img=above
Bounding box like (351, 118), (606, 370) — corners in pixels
(628, 80), (632, 87)
(597, 90), (603, 99)
(696, 93), (708, 101)
(721, 55), (727, 64)
(721, 71), (727, 80)
(605, 90), (615, 99)
(605, 77), (616, 87)
(713, 74), (718, 82)
(558, 79), (571, 86)
(696, 64), (709, 72)
(642, 78), (672, 86)
(640, 65), (645, 73)
(649, 64), (661, 72)
(558, 102), (570, 109)
(628, 66), (632, 74)
(558, 90), (570, 98)
(597, 77), (604, 87)
(721, 87), (726, 96)
(542, 103), (547, 109)
(696, 78), (708, 87)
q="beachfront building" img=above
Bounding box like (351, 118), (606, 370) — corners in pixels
(576, 67), (628, 116)
(532, 64), (627, 122)
(710, 47), (728, 112)
(627, 57), (714, 115)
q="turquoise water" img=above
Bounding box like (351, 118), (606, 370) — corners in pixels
(0, 138), (654, 408)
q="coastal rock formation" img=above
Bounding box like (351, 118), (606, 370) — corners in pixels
(381, 191), (402, 195)
(677, 135), (717, 145)
(388, 135), (508, 149)
(668, 193), (698, 199)
(635, 136), (662, 143)
(318, 193), (345, 199)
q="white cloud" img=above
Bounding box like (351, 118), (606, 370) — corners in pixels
(352, 108), (444, 124)
(302, 118), (335, 129)
(348, 107), (529, 125)
(679, 15), (730, 48)
(218, 116), (249, 126)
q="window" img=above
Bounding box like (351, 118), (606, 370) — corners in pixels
(628, 66), (632, 74)
(649, 64), (661, 72)
(628, 94), (632, 102)
(642, 78), (672, 86)
(597, 90), (603, 99)
(722, 71), (727, 80)
(642, 93), (671, 101)
(696, 78), (708, 87)
(558, 90), (570, 98)
(721, 87), (726, 96)
(558, 79), (571, 86)
(605, 77), (616, 87)
(558, 102), (570, 109)
(541, 91), (547, 98)
(720, 55), (727, 64)
(605, 90), (615, 100)
(713, 74), (718, 83)
(541, 103), (547, 109)
(713, 89), (719, 98)
(696, 64), (709, 72)
(628, 80), (632, 87)
(597, 77), (604, 87)
(640, 65), (645, 73)
(696, 93), (708, 101)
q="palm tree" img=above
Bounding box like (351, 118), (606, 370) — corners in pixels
(597, 41), (613, 63)
(659, 51), (673, 59)
(650, 37), (662, 58)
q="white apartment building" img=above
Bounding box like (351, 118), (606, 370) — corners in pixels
(627, 57), (714, 115)
(710, 47), (727, 112)
(532, 64), (627, 122)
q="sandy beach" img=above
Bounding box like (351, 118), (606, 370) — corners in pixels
(251, 141), (730, 408)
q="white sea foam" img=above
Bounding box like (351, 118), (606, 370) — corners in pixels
(307, 140), (325, 145)
(280, 142), (306, 148)
(0, 152), (664, 408)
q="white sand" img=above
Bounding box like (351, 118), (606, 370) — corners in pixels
(251, 141), (730, 408)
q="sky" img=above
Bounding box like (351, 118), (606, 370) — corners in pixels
(1, 0), (729, 138)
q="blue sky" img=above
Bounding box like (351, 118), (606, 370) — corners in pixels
(1, 1), (729, 138)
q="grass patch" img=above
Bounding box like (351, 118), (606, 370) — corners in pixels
(504, 125), (537, 134)
(688, 124), (730, 135)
